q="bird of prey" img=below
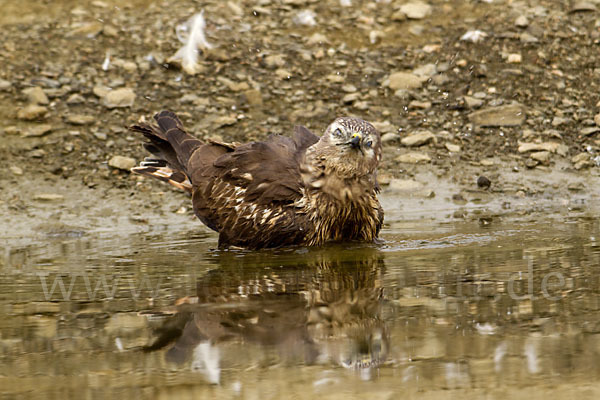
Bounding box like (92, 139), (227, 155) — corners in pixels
(130, 111), (383, 249)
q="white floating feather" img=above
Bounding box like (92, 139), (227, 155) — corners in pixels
(168, 11), (213, 75)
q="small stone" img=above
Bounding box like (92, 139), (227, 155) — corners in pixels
(530, 151), (551, 163)
(515, 15), (529, 27)
(102, 88), (136, 108)
(214, 116), (237, 127)
(399, 2), (432, 19)
(29, 149), (46, 158)
(520, 32), (538, 43)
(243, 89), (263, 106)
(381, 133), (401, 144)
(341, 84), (357, 93)
(571, 153), (590, 164)
(594, 113), (600, 126)
(33, 193), (64, 201)
(17, 104), (48, 120)
(552, 117), (569, 126)
(93, 85), (110, 98)
(66, 93), (85, 104)
(570, 2), (597, 12)
(67, 114), (95, 125)
(469, 104), (525, 127)
(22, 124), (53, 137)
(525, 158), (539, 168)
(401, 130), (435, 147)
(94, 132), (108, 140)
(445, 142), (461, 152)
(326, 74), (345, 83)
(23, 87), (49, 105)
(409, 100), (432, 109)
(464, 96), (484, 108)
(507, 53), (522, 63)
(108, 155), (136, 171)
(581, 127), (600, 136)
(477, 176), (491, 189)
(306, 33), (329, 46)
(517, 142), (559, 153)
(396, 152), (431, 163)
(275, 69), (292, 80)
(342, 93), (360, 103)
(9, 166), (23, 175)
(386, 71), (425, 90)
(0, 79), (12, 91)
(388, 179), (423, 192)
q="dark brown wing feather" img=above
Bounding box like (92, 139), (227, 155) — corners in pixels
(131, 111), (320, 248)
(191, 126), (319, 248)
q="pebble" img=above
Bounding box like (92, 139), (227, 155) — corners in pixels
(33, 193), (65, 201)
(275, 69), (292, 79)
(381, 133), (401, 144)
(17, 104), (48, 120)
(23, 87), (49, 105)
(464, 96), (484, 108)
(409, 100), (432, 109)
(399, 2), (432, 19)
(551, 117), (569, 126)
(530, 151), (551, 163)
(477, 176), (491, 189)
(517, 142), (559, 153)
(570, 2), (597, 12)
(0, 79), (12, 91)
(9, 166), (23, 176)
(386, 72), (424, 90)
(102, 88), (136, 108)
(326, 74), (345, 83)
(515, 15), (529, 27)
(445, 143), (461, 152)
(401, 130), (435, 147)
(507, 53), (522, 63)
(66, 93), (85, 104)
(396, 152), (431, 163)
(594, 113), (600, 126)
(67, 114), (95, 125)
(22, 124), (53, 137)
(413, 63), (437, 77)
(108, 155), (136, 171)
(342, 93), (360, 104)
(468, 104), (525, 126)
(306, 33), (329, 46)
(214, 116), (237, 127)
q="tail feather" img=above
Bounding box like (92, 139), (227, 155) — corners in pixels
(130, 111), (203, 190)
(132, 163), (193, 192)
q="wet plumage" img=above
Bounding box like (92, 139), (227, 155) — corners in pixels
(130, 111), (383, 249)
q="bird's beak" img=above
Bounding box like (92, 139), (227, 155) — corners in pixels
(349, 133), (361, 149)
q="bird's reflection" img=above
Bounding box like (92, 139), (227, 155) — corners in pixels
(143, 245), (388, 382)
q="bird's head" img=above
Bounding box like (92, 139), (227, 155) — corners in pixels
(313, 117), (382, 178)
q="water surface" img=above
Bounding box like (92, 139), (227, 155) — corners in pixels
(2, 208), (600, 399)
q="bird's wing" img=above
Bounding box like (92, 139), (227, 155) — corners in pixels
(190, 126), (320, 247)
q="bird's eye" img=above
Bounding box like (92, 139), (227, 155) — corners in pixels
(333, 128), (343, 137)
(365, 140), (373, 148)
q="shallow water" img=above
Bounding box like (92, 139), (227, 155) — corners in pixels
(2, 208), (600, 399)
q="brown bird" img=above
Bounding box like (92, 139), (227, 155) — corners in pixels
(130, 111), (383, 249)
